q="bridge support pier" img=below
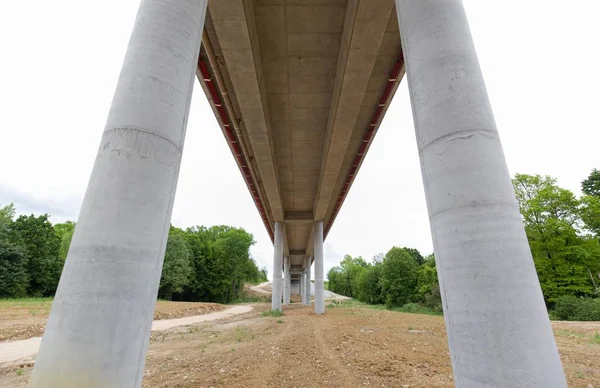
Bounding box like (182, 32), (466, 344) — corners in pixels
(283, 256), (290, 305)
(29, 1), (208, 387)
(395, 0), (566, 386)
(313, 223), (324, 314)
(272, 222), (284, 311)
(304, 257), (312, 305)
(300, 272), (304, 303)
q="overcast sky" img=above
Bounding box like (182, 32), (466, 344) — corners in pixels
(0, 1), (598, 280)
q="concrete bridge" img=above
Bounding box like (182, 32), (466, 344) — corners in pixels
(29, 1), (568, 387)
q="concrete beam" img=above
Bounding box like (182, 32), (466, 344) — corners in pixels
(29, 1), (207, 386)
(395, 0), (566, 386)
(312, 0), (395, 223)
(208, 0), (284, 222)
(284, 211), (314, 224)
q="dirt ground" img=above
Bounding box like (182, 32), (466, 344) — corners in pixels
(0, 299), (225, 341)
(2, 302), (599, 387)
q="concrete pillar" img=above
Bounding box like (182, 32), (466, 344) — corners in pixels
(271, 222), (284, 311)
(283, 256), (290, 305)
(300, 273), (304, 303)
(313, 223), (324, 314)
(304, 257), (312, 305)
(29, 2), (207, 387)
(394, 1), (566, 386)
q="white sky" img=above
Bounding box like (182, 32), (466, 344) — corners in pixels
(0, 1), (598, 280)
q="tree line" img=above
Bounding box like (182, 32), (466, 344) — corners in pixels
(328, 169), (600, 320)
(0, 206), (267, 303)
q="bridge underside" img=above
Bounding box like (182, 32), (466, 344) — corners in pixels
(29, 1), (567, 387)
(198, 1), (404, 279)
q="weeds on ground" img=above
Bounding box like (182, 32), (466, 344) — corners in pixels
(261, 310), (283, 317)
(230, 293), (270, 304)
(277, 319), (284, 324)
(592, 331), (600, 345)
(234, 327), (252, 342)
(0, 297), (53, 306)
(325, 299), (442, 316)
(392, 303), (442, 316)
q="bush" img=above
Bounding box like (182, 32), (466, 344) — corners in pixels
(553, 295), (600, 321)
(395, 303), (442, 316)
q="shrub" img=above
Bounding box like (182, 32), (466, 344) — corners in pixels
(395, 302), (442, 316)
(553, 295), (600, 321)
(553, 295), (580, 320)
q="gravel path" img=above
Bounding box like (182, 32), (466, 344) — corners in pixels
(0, 305), (253, 364)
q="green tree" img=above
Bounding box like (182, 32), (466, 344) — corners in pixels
(53, 221), (76, 262)
(0, 242), (28, 297)
(416, 254), (442, 311)
(258, 266), (268, 283)
(582, 169), (600, 198)
(173, 225), (259, 303)
(159, 232), (192, 300)
(0, 203), (16, 232)
(9, 214), (62, 296)
(513, 174), (600, 302)
(360, 256), (384, 304)
(580, 195), (600, 237)
(380, 247), (419, 307)
(403, 247), (425, 266)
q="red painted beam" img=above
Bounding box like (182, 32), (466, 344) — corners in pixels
(198, 57), (274, 242)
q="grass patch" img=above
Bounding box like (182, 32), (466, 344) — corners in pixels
(230, 292), (270, 304)
(558, 330), (585, 339)
(592, 331), (600, 345)
(325, 299), (442, 316)
(0, 297), (53, 307)
(276, 319), (284, 324)
(326, 300), (385, 309)
(391, 303), (442, 316)
(261, 309), (283, 317)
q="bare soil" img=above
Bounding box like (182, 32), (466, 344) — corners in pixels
(1, 303), (599, 387)
(0, 299), (225, 342)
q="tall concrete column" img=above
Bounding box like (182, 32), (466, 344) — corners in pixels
(283, 256), (291, 305)
(304, 257), (312, 305)
(29, 1), (207, 387)
(395, 1), (566, 386)
(271, 222), (284, 311)
(300, 272), (304, 303)
(313, 223), (324, 314)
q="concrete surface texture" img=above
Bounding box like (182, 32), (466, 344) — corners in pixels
(201, 0), (404, 278)
(271, 222), (284, 312)
(395, 0), (567, 386)
(313, 222), (325, 314)
(0, 306), (252, 365)
(304, 266), (311, 305)
(29, 1), (208, 387)
(283, 256), (290, 305)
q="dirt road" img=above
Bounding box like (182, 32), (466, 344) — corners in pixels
(0, 305), (253, 365)
(0, 299), (226, 342)
(1, 303), (598, 387)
